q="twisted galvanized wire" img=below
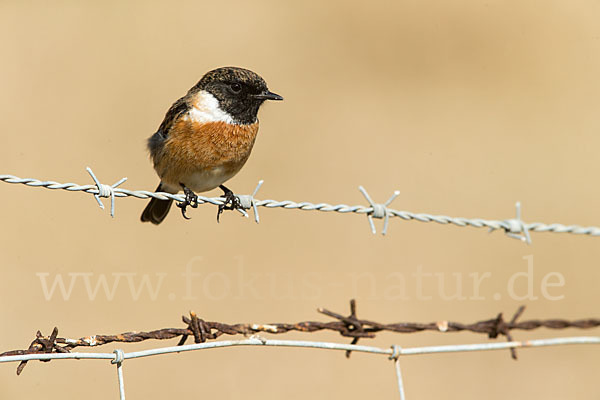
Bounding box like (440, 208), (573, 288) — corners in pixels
(1, 336), (598, 400)
(2, 168), (600, 238)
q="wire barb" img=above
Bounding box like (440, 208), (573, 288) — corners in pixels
(14, 327), (62, 375)
(86, 167), (127, 218)
(358, 186), (400, 235)
(490, 201), (532, 244)
(235, 180), (264, 223)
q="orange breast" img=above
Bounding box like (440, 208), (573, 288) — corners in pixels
(153, 120), (259, 188)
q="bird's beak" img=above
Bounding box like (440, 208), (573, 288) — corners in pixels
(253, 90), (283, 101)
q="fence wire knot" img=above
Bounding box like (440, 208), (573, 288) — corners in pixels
(86, 167), (127, 218)
(358, 186), (400, 235)
(389, 344), (402, 360)
(112, 349), (125, 365)
(235, 180), (264, 223)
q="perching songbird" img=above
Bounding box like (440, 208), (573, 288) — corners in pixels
(141, 67), (282, 225)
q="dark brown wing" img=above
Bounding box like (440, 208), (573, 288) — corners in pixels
(147, 96), (190, 160)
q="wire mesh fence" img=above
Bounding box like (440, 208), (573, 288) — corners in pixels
(1, 300), (599, 399)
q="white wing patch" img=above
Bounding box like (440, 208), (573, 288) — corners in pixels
(183, 90), (235, 124)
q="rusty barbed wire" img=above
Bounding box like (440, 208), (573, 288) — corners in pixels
(2, 167), (600, 239)
(2, 299), (598, 375)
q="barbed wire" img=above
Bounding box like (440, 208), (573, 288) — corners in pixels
(1, 167), (600, 240)
(1, 302), (598, 400)
(2, 299), (598, 376)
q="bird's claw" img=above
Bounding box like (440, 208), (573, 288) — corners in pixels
(177, 186), (198, 220)
(217, 187), (241, 223)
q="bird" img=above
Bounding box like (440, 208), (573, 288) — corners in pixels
(141, 66), (283, 225)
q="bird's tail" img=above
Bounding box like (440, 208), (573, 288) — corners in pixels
(141, 183), (173, 225)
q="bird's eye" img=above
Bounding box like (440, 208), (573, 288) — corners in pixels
(230, 83), (242, 93)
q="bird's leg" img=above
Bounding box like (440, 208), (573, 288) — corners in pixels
(217, 184), (241, 222)
(176, 184), (199, 220)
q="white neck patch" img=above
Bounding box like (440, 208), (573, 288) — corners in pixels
(184, 90), (235, 124)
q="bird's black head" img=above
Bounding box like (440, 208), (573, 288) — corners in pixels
(194, 67), (283, 125)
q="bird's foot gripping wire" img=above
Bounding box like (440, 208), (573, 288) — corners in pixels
(176, 185), (199, 220)
(217, 185), (241, 222)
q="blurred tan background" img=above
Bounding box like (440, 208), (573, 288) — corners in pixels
(1, 0), (599, 398)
